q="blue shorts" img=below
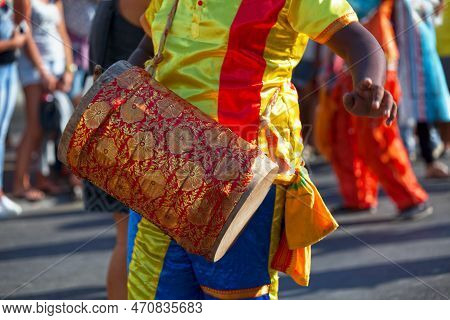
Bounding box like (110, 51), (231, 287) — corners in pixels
(127, 187), (282, 300)
(17, 54), (65, 87)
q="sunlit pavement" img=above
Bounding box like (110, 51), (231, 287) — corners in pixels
(1, 156), (449, 300)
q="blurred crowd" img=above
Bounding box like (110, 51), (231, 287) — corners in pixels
(0, 0), (449, 299)
(0, 0), (97, 211)
(296, 0), (449, 217)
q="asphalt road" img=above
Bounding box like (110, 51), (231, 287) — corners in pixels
(1, 157), (449, 300)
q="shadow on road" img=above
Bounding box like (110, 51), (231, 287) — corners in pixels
(12, 209), (88, 221)
(0, 236), (115, 261)
(6, 286), (106, 300)
(280, 255), (450, 299)
(313, 224), (450, 256)
(58, 217), (114, 230)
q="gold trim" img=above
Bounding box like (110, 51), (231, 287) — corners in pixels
(201, 284), (271, 300)
(314, 12), (358, 44)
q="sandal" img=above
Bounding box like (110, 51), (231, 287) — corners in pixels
(36, 182), (67, 196)
(426, 161), (450, 179)
(13, 188), (46, 202)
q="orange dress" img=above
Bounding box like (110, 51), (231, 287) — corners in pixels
(325, 0), (428, 210)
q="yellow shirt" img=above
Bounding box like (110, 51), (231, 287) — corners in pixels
(142, 0), (357, 181)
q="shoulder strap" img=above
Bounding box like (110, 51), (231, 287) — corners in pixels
(145, 0), (179, 76)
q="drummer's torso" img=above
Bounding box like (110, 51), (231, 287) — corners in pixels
(146, 0), (356, 174)
(151, 0), (308, 120)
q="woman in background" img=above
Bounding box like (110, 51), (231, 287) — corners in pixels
(435, 1), (450, 156)
(13, 0), (74, 201)
(62, 0), (97, 106)
(0, 0), (27, 218)
(395, 0), (450, 178)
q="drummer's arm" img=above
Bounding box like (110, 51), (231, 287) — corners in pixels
(325, 22), (397, 125)
(128, 35), (154, 68)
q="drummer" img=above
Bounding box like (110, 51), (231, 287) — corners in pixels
(126, 0), (397, 299)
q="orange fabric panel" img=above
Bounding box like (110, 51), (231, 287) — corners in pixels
(363, 0), (399, 66)
(329, 73), (428, 210)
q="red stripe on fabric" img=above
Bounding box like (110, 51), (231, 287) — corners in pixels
(218, 0), (286, 143)
(271, 231), (292, 271)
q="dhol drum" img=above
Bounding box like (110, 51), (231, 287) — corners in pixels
(58, 61), (278, 262)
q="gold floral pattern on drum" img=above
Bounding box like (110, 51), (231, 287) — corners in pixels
(204, 127), (230, 148)
(108, 175), (133, 201)
(176, 161), (205, 191)
(166, 126), (194, 155)
(139, 170), (166, 199)
(84, 101), (111, 129)
(214, 156), (241, 181)
(156, 207), (179, 229)
(156, 99), (182, 118)
(128, 131), (155, 161)
(120, 96), (146, 123)
(66, 67), (261, 256)
(94, 137), (118, 167)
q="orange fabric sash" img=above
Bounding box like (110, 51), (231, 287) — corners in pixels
(271, 169), (338, 286)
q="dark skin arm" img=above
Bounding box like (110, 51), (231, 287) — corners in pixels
(326, 22), (396, 125)
(128, 35), (154, 68)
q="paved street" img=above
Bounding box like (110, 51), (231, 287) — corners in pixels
(0, 156), (449, 300)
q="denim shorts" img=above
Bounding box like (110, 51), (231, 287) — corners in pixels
(17, 54), (65, 87)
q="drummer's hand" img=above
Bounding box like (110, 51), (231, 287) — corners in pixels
(343, 78), (397, 126)
(93, 65), (103, 82)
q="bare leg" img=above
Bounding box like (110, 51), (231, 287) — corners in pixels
(107, 212), (129, 300)
(12, 84), (45, 201)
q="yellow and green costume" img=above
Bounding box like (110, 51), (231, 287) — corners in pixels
(128, 0), (357, 300)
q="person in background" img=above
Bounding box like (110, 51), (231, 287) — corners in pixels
(87, 0), (150, 300)
(12, 0), (74, 201)
(435, 1), (450, 156)
(315, 0), (431, 219)
(395, 0), (450, 178)
(60, 0), (97, 198)
(12, 0), (30, 23)
(62, 0), (97, 106)
(0, 0), (26, 218)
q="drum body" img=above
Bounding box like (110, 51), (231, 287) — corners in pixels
(58, 61), (278, 262)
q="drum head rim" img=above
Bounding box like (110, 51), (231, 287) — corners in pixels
(208, 154), (279, 262)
